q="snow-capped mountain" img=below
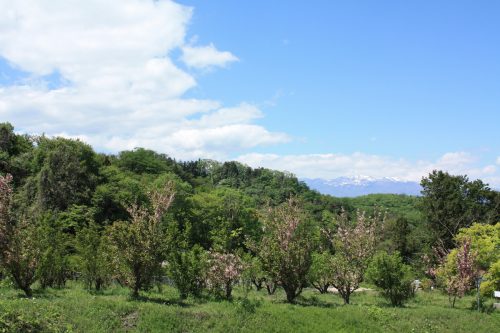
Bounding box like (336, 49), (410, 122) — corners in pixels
(302, 176), (421, 197)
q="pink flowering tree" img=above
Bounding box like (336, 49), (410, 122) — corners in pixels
(326, 210), (380, 304)
(0, 174), (40, 297)
(257, 198), (313, 303)
(206, 251), (243, 299)
(437, 238), (477, 307)
(107, 180), (175, 298)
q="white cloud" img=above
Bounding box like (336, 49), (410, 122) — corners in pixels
(0, 0), (280, 159)
(181, 43), (239, 69)
(236, 152), (500, 187)
(496, 157), (500, 165)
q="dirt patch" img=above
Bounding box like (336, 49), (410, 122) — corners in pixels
(122, 311), (139, 331)
(327, 287), (372, 293)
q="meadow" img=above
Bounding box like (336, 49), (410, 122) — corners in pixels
(1, 282), (498, 333)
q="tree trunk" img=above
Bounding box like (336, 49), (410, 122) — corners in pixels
(132, 280), (141, 298)
(252, 279), (263, 291)
(225, 282), (232, 300)
(283, 285), (298, 303)
(22, 285), (33, 298)
(266, 282), (277, 295)
(341, 290), (351, 304)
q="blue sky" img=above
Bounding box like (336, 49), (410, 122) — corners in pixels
(0, 1), (499, 186)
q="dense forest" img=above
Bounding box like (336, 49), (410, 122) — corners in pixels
(1, 122), (499, 312)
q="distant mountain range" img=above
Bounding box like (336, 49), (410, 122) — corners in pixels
(302, 176), (422, 197)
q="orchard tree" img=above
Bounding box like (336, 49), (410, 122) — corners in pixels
(327, 210), (380, 304)
(76, 221), (112, 291)
(437, 238), (477, 307)
(307, 251), (333, 294)
(243, 256), (266, 291)
(206, 251), (243, 299)
(37, 215), (71, 289)
(257, 198), (313, 303)
(107, 180), (175, 297)
(0, 174), (40, 297)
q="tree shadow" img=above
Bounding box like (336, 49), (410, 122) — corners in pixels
(289, 295), (340, 308)
(130, 294), (192, 307)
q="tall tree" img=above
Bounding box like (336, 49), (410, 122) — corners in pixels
(257, 198), (313, 303)
(31, 137), (99, 211)
(107, 180), (175, 297)
(0, 174), (40, 297)
(420, 170), (497, 249)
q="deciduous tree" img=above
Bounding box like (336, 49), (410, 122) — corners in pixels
(257, 198), (313, 303)
(0, 174), (40, 297)
(107, 180), (175, 297)
(327, 210), (380, 304)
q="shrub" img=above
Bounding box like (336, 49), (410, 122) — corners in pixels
(367, 251), (415, 306)
(168, 244), (208, 298)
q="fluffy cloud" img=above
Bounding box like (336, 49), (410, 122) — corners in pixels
(236, 152), (500, 187)
(0, 0), (278, 159)
(181, 43), (239, 69)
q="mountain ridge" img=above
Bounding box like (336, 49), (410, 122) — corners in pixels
(302, 176), (422, 197)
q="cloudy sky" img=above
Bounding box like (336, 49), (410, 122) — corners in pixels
(0, 0), (499, 186)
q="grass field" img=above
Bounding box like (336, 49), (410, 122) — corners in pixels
(1, 282), (499, 333)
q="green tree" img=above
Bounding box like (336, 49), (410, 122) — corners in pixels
(37, 215), (71, 288)
(366, 251), (415, 306)
(0, 123), (33, 185)
(421, 170), (496, 249)
(76, 221), (112, 291)
(117, 148), (172, 175)
(31, 137), (99, 211)
(243, 255), (267, 291)
(188, 188), (259, 251)
(384, 217), (413, 264)
(167, 243), (208, 299)
(307, 252), (333, 294)
(454, 222), (499, 270)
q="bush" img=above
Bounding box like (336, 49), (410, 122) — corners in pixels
(367, 251), (415, 306)
(168, 244), (208, 298)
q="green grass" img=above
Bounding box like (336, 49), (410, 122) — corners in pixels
(0, 282), (499, 333)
